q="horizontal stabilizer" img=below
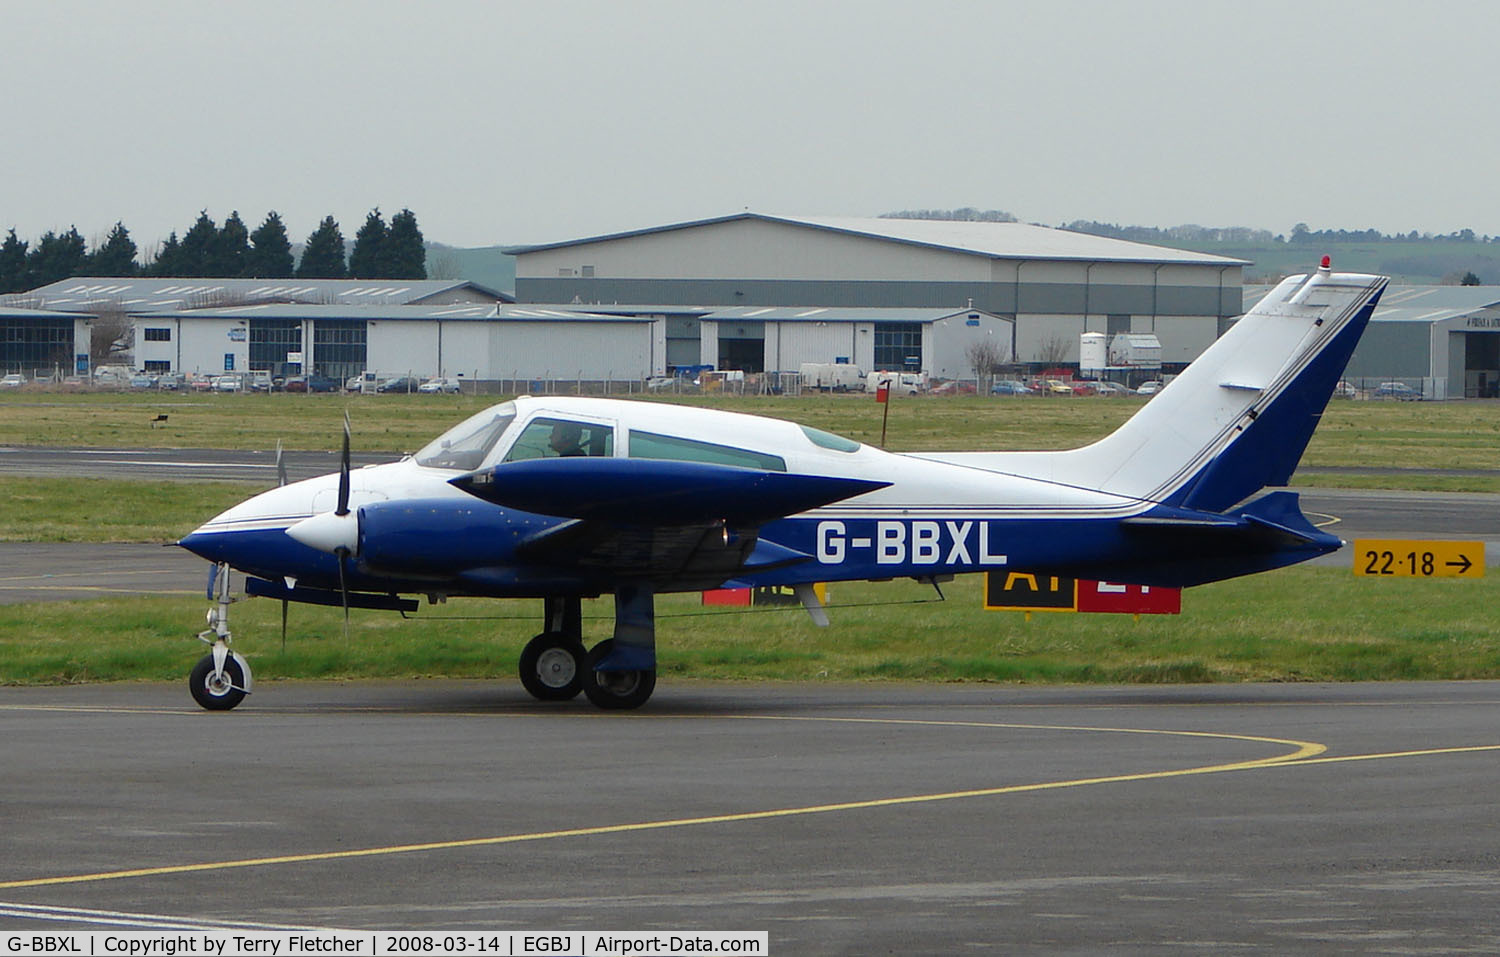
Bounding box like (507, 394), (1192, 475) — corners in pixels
(1104, 490), (1338, 586)
(451, 458), (889, 525)
(1229, 489), (1327, 544)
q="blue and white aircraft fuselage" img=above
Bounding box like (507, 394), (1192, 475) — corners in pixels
(180, 264), (1388, 710)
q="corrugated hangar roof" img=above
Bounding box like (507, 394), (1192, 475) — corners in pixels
(1243, 283), (1500, 323)
(703, 305), (999, 323)
(507, 212), (1248, 267)
(0, 305), (93, 320)
(13, 277), (513, 311)
(132, 303), (652, 322)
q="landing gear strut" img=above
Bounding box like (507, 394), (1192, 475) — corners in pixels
(190, 563), (253, 711)
(521, 589), (658, 709)
(581, 584), (657, 710)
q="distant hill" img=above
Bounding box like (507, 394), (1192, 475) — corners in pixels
(1159, 238), (1500, 284)
(425, 244), (515, 293)
(1053, 221), (1500, 284)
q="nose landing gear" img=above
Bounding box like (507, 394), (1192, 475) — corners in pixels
(190, 563), (253, 711)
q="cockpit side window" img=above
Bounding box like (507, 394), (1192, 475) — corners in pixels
(628, 430), (786, 471)
(415, 406), (517, 471)
(503, 417), (615, 462)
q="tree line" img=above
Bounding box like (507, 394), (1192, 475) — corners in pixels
(0, 208), (427, 294)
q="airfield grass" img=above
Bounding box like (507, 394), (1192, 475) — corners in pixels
(2, 569), (1498, 686)
(0, 391), (1497, 687)
(2, 390), (1499, 480)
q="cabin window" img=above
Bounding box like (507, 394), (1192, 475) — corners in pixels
(800, 425), (861, 453)
(504, 417), (615, 462)
(628, 431), (786, 471)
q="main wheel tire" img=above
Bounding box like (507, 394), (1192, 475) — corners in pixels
(581, 638), (656, 710)
(518, 632), (585, 701)
(189, 653), (247, 711)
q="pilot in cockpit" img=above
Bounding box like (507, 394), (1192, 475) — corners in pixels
(548, 421), (587, 457)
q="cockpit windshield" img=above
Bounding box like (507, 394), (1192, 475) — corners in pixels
(414, 402), (518, 471)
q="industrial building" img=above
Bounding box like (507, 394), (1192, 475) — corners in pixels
(130, 303), (661, 383)
(17, 277), (512, 312)
(0, 305), (92, 375)
(508, 213), (1247, 369)
(1245, 283), (1500, 399)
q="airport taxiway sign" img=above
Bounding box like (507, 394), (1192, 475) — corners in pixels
(1353, 539), (1485, 578)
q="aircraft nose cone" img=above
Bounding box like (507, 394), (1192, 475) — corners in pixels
(286, 511), (358, 554)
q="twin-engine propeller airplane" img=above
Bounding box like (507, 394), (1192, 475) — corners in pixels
(179, 262), (1387, 711)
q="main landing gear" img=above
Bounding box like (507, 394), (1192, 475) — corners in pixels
(189, 563), (253, 711)
(518, 591), (657, 710)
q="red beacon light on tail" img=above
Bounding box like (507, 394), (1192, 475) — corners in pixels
(1319, 255), (1332, 274)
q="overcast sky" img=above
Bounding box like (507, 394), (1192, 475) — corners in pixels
(4, 0), (1495, 253)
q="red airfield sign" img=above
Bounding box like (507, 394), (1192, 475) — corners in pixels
(985, 572), (1181, 615)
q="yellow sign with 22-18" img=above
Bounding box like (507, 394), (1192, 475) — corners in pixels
(1354, 539), (1486, 578)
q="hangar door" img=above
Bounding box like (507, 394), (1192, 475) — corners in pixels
(717, 320), (764, 373)
(1466, 331), (1499, 398)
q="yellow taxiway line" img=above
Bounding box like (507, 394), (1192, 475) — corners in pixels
(0, 708), (1494, 891)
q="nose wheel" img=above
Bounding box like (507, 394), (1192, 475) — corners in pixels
(189, 652), (249, 710)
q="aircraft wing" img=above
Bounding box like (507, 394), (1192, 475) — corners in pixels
(448, 458), (888, 590)
(449, 458), (888, 525)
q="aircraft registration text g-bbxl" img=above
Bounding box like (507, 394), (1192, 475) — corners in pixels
(816, 520), (1007, 566)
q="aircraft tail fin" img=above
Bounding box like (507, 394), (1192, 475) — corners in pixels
(1042, 264), (1388, 513)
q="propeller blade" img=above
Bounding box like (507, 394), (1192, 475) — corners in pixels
(275, 439), (288, 487)
(336, 411), (351, 516)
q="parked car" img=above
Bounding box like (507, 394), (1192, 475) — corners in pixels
(1040, 378), (1076, 396)
(990, 379), (1032, 396)
(1091, 381), (1131, 396)
(930, 380), (976, 395)
(418, 376), (462, 394)
(213, 375), (243, 393)
(129, 374), (156, 389)
(1136, 380), (1165, 395)
(0, 373), (26, 389)
(345, 372), (377, 393)
(1372, 381), (1420, 401)
(1332, 380), (1359, 399)
(376, 376), (421, 394)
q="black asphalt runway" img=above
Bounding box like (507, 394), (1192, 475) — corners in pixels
(2, 681), (1499, 953)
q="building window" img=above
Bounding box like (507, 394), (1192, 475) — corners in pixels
(249, 318), (302, 372)
(0, 317), (72, 372)
(143, 360), (171, 373)
(143, 327), (172, 342)
(311, 318), (367, 381)
(581, 265), (595, 278)
(874, 322), (923, 370)
(1106, 314), (1131, 336)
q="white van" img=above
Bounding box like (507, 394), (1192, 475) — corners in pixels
(799, 362), (866, 392)
(866, 371), (928, 394)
